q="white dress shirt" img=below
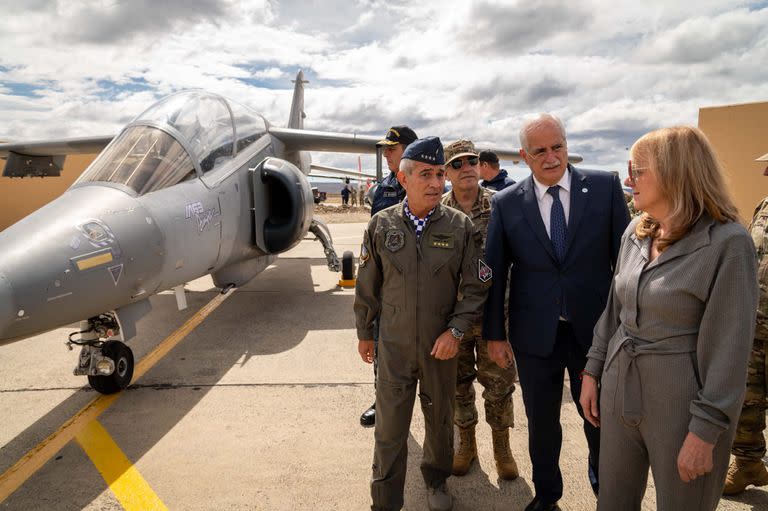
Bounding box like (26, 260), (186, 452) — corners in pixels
(532, 169), (571, 239)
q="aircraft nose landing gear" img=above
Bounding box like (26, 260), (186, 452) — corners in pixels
(68, 314), (134, 394)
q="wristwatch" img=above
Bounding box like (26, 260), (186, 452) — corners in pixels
(450, 327), (464, 340)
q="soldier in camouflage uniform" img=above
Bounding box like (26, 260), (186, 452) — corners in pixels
(724, 151), (768, 495)
(440, 139), (518, 480)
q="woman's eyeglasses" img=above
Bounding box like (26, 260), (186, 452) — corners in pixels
(627, 160), (648, 181)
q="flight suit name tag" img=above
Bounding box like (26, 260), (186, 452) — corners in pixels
(383, 191), (397, 198)
(429, 233), (454, 249)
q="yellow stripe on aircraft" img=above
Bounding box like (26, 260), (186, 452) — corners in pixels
(76, 252), (114, 270)
(75, 420), (168, 511)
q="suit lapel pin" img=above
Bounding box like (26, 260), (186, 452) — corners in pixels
(582, 187), (588, 193)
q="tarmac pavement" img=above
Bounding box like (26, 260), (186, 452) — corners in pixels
(0, 223), (766, 510)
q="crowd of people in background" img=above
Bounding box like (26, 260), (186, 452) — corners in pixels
(339, 178), (369, 207)
(353, 118), (767, 511)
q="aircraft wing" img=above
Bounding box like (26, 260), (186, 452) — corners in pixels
(0, 135), (114, 158)
(309, 173), (370, 182)
(310, 163), (376, 180)
(479, 147), (583, 164)
(0, 130), (583, 171)
(270, 127), (381, 154)
(270, 130), (583, 164)
(0, 135), (114, 177)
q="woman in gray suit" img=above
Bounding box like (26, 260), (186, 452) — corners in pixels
(579, 126), (759, 510)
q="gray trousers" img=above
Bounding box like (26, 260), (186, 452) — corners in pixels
(371, 336), (458, 511)
(598, 349), (733, 511)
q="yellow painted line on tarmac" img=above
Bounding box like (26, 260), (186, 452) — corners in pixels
(0, 288), (235, 504)
(75, 420), (168, 511)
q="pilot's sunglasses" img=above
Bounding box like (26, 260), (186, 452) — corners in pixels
(450, 157), (479, 170)
(627, 160), (648, 181)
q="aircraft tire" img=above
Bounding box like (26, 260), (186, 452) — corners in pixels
(88, 341), (134, 394)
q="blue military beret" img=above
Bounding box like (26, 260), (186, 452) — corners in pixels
(401, 136), (445, 165)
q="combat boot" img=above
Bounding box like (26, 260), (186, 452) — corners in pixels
(452, 425), (477, 475)
(723, 458), (768, 495)
(427, 483), (452, 511)
(492, 428), (519, 480)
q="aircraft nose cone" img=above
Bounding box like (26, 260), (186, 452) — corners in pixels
(0, 272), (13, 338)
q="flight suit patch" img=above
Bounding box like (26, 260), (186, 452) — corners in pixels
(478, 259), (492, 282)
(383, 191), (398, 198)
(385, 229), (405, 252)
(429, 233), (454, 249)
(359, 243), (369, 267)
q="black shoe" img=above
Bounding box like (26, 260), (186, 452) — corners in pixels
(588, 463), (599, 497)
(360, 403), (375, 427)
(524, 497), (560, 511)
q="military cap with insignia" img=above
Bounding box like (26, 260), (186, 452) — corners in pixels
(443, 139), (478, 166)
(401, 136), (445, 165)
(376, 125), (418, 147)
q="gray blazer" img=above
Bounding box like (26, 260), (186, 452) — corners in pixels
(585, 214), (759, 444)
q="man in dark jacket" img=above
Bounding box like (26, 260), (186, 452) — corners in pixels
(478, 149), (515, 191)
(370, 125), (418, 215)
(483, 114), (629, 511)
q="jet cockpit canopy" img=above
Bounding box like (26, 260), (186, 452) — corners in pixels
(75, 91), (268, 195)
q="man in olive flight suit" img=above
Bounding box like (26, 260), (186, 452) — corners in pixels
(360, 125), (419, 429)
(724, 151), (768, 495)
(355, 136), (491, 511)
(440, 139), (518, 480)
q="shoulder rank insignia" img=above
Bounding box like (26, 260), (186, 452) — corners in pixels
(385, 229), (405, 252)
(429, 233), (454, 249)
(478, 259), (492, 282)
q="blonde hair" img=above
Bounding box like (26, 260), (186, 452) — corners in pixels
(632, 126), (739, 250)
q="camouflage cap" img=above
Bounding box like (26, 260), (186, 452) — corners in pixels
(443, 139), (479, 165)
(757, 152), (768, 162)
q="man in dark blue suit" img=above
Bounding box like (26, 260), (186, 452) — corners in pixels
(482, 114), (629, 511)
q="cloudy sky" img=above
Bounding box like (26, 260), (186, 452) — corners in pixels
(1, 0), (767, 180)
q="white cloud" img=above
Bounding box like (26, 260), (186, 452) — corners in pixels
(636, 7), (768, 63)
(0, 0), (766, 174)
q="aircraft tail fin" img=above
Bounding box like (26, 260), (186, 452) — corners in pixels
(288, 70), (308, 130)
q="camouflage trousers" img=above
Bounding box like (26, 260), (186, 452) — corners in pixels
(732, 337), (768, 461)
(454, 322), (516, 430)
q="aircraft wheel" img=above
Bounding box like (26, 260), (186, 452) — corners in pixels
(88, 341), (134, 394)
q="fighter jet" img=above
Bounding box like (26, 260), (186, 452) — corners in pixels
(0, 71), (382, 393)
(0, 72), (557, 394)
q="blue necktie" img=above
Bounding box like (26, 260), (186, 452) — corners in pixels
(547, 185), (567, 262)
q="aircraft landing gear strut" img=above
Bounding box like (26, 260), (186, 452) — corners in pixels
(310, 218), (341, 272)
(68, 314), (134, 394)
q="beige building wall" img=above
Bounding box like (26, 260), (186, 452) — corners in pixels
(698, 101), (768, 223)
(0, 154), (97, 232)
